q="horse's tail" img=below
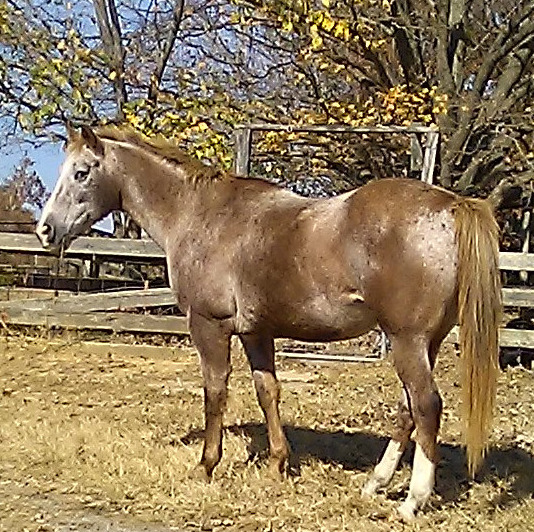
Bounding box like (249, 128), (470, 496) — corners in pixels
(454, 197), (501, 476)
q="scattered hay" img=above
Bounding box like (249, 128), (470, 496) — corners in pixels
(0, 334), (533, 531)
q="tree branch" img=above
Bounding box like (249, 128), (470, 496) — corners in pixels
(92, 0), (127, 119)
(441, 2), (534, 186)
(480, 46), (534, 123)
(489, 169), (534, 209)
(148, 0), (185, 101)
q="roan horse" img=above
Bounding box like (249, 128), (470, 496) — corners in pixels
(36, 125), (501, 521)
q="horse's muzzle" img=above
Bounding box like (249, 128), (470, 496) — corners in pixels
(35, 222), (66, 255)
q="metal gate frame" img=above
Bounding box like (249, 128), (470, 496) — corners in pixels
(233, 123), (439, 184)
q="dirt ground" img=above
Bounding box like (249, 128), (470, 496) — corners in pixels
(0, 331), (533, 532)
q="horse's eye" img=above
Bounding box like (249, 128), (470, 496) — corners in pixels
(74, 168), (90, 182)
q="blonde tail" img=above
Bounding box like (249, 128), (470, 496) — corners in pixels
(454, 198), (501, 476)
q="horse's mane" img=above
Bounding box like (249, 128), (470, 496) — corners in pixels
(95, 125), (225, 183)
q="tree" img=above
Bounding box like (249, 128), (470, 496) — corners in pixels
(1, 0), (533, 205)
(232, 0), (534, 201)
(0, 157), (48, 232)
(0, 159), (41, 273)
(1, 156), (49, 210)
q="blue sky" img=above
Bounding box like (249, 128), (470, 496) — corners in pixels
(0, 143), (62, 191)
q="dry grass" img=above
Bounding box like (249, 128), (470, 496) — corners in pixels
(0, 332), (533, 531)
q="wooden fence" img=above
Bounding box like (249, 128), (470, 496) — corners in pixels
(1, 232), (534, 356)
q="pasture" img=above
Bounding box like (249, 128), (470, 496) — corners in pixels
(0, 331), (533, 532)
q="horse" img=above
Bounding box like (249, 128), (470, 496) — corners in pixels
(36, 124), (501, 521)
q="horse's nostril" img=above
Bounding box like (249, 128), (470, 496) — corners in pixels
(37, 223), (54, 244)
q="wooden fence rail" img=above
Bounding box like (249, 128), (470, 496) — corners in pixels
(2, 232), (534, 352)
(0, 232), (165, 262)
(2, 232), (533, 270)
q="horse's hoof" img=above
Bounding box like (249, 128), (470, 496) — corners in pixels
(361, 478), (379, 499)
(396, 502), (416, 523)
(188, 464), (212, 482)
(267, 460), (285, 481)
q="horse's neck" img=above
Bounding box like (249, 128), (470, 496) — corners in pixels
(112, 144), (201, 250)
(108, 142), (307, 250)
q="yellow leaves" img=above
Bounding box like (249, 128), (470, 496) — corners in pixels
(0, 0), (8, 26)
(294, 84), (445, 129)
(73, 48), (85, 59)
(332, 19), (350, 40)
(321, 16), (335, 33)
(370, 38), (386, 50)
(310, 24), (323, 50)
(297, 0), (310, 15)
(122, 98), (236, 169)
(56, 40), (66, 51)
(321, 0), (331, 7)
(18, 114), (29, 129)
(376, 85), (448, 125)
(432, 105), (448, 115)
(108, 70), (117, 81)
(282, 20), (294, 33)
(311, 34), (323, 50)
(303, 10), (352, 43)
(124, 112), (141, 128)
(230, 10), (252, 27)
(87, 77), (99, 88)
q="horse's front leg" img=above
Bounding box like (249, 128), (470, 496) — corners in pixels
(240, 334), (290, 477)
(189, 312), (231, 479)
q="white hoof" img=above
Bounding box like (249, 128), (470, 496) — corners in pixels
(397, 501), (416, 523)
(361, 477), (380, 498)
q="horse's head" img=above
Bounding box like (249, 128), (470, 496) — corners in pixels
(36, 124), (119, 252)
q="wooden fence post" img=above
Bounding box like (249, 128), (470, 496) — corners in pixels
(410, 123), (424, 175)
(234, 127), (252, 177)
(520, 209), (531, 283)
(421, 130), (439, 184)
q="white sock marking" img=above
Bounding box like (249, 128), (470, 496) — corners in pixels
(398, 443), (435, 521)
(362, 439), (405, 496)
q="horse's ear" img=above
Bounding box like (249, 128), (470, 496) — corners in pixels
(65, 120), (78, 144)
(80, 125), (104, 156)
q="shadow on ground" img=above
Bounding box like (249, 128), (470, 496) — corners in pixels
(182, 423), (534, 507)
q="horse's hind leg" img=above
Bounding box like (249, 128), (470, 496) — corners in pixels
(189, 312), (232, 479)
(362, 388), (413, 497)
(391, 335), (442, 522)
(240, 334), (290, 477)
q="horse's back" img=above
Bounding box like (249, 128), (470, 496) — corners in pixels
(231, 178), (459, 340)
(344, 177), (456, 218)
